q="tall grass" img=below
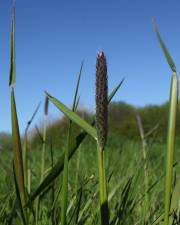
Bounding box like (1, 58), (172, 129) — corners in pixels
(96, 52), (109, 225)
(1, 5), (179, 225)
(60, 62), (83, 225)
(9, 4), (26, 211)
(152, 19), (179, 225)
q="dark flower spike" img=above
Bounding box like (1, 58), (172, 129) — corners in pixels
(96, 51), (108, 150)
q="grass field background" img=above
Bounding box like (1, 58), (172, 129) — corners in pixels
(0, 3), (179, 225)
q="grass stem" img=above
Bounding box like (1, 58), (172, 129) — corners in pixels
(97, 144), (109, 225)
(164, 72), (178, 225)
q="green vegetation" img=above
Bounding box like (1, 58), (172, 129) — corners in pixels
(0, 5), (179, 225)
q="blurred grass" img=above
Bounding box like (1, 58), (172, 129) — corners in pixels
(1, 7), (179, 223)
(0, 126), (179, 224)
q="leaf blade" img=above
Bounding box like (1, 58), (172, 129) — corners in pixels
(11, 89), (26, 206)
(152, 19), (176, 72)
(9, 5), (16, 87)
(46, 92), (97, 139)
(28, 80), (124, 203)
(108, 78), (124, 103)
(72, 61), (84, 111)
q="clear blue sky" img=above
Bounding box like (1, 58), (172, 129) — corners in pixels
(0, 0), (180, 132)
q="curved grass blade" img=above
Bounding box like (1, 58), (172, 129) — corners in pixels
(152, 21), (178, 225)
(45, 92), (97, 140)
(13, 163), (27, 225)
(72, 61), (84, 111)
(28, 79), (124, 203)
(152, 19), (176, 72)
(164, 72), (178, 225)
(9, 4), (26, 207)
(11, 90), (26, 207)
(9, 5), (16, 87)
(60, 125), (71, 225)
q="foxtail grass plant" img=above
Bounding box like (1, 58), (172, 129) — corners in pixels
(96, 52), (109, 225)
(152, 20), (179, 225)
(4, 4), (180, 223)
(44, 58), (124, 224)
(9, 4), (27, 223)
(29, 78), (123, 205)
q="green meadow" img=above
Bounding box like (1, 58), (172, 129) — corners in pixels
(0, 6), (179, 225)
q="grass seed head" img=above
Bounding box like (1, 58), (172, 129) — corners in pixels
(96, 51), (108, 150)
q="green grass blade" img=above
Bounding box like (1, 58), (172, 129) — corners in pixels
(152, 21), (178, 225)
(9, 5), (16, 87)
(11, 89), (26, 207)
(108, 78), (124, 103)
(13, 163), (27, 225)
(72, 61), (84, 111)
(23, 102), (41, 189)
(152, 19), (176, 72)
(40, 98), (49, 183)
(36, 99), (48, 224)
(46, 92), (97, 139)
(49, 140), (55, 225)
(28, 130), (88, 204)
(171, 178), (180, 212)
(60, 125), (71, 225)
(60, 65), (83, 225)
(75, 96), (80, 111)
(35, 124), (44, 143)
(28, 80), (124, 203)
(24, 102), (41, 134)
(164, 72), (178, 225)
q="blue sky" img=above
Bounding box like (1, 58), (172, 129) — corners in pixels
(0, 0), (180, 132)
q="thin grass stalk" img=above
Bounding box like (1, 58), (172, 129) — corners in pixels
(75, 111), (84, 193)
(23, 102), (41, 190)
(59, 63), (83, 225)
(22, 135), (28, 189)
(96, 52), (109, 225)
(27, 169), (31, 194)
(97, 145), (109, 225)
(60, 124), (71, 225)
(50, 140), (55, 225)
(36, 98), (49, 224)
(164, 72), (178, 225)
(41, 97), (49, 182)
(75, 143), (81, 193)
(22, 134), (31, 223)
(136, 114), (149, 215)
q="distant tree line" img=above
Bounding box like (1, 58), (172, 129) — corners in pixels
(31, 101), (180, 149)
(1, 101), (180, 151)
